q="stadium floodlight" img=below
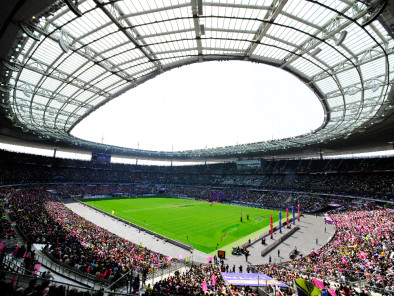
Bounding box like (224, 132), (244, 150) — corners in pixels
(23, 85), (31, 98)
(19, 22), (40, 41)
(2, 60), (20, 72)
(334, 31), (347, 46)
(59, 29), (70, 53)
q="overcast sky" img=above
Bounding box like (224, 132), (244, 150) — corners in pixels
(71, 61), (324, 152)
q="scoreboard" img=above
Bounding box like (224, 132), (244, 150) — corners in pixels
(91, 153), (111, 164)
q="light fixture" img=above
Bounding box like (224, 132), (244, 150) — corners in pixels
(59, 29), (70, 53)
(20, 22), (40, 41)
(334, 31), (347, 46)
(2, 60), (20, 72)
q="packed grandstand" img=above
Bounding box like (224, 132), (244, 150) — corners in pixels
(0, 151), (393, 295)
(1, 0), (394, 295)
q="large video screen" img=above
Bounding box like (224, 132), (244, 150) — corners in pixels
(91, 153), (111, 164)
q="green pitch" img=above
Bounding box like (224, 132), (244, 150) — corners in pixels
(84, 197), (280, 254)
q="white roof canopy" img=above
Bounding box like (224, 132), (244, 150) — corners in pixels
(1, 0), (393, 159)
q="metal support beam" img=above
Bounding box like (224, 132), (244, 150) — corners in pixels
(191, 0), (203, 62)
(244, 0), (288, 61)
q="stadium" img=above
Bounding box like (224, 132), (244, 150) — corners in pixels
(0, 0), (393, 295)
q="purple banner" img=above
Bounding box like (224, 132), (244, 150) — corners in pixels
(221, 273), (287, 287)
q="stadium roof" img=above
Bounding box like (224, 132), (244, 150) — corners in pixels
(0, 0), (393, 161)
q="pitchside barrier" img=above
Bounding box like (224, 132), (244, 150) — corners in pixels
(261, 226), (300, 257)
(77, 199), (194, 252)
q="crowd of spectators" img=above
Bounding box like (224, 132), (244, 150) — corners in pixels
(146, 264), (230, 295)
(0, 203), (16, 241)
(254, 207), (394, 295)
(0, 150), (393, 201)
(7, 188), (175, 281)
(1, 150), (394, 295)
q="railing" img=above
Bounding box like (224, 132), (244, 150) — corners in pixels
(2, 253), (43, 277)
(0, 269), (131, 296)
(37, 250), (106, 287)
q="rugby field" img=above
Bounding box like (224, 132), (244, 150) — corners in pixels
(84, 197), (280, 254)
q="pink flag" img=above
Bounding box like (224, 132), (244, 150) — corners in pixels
(202, 281), (208, 292)
(312, 278), (325, 289)
(314, 250), (319, 255)
(341, 257), (346, 264)
(34, 264), (41, 275)
(72, 231), (78, 236)
(206, 256), (213, 263)
(0, 242), (4, 254)
(87, 266), (91, 272)
(167, 256), (173, 261)
(212, 274), (216, 286)
(178, 254), (183, 259)
(12, 246), (18, 257)
(334, 241), (339, 245)
(103, 270), (108, 277)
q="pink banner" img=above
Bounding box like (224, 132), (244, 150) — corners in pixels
(206, 256), (213, 263)
(12, 246), (18, 257)
(298, 204), (300, 221)
(202, 281), (208, 292)
(270, 214), (273, 238)
(312, 278), (325, 289)
(34, 264), (41, 275)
